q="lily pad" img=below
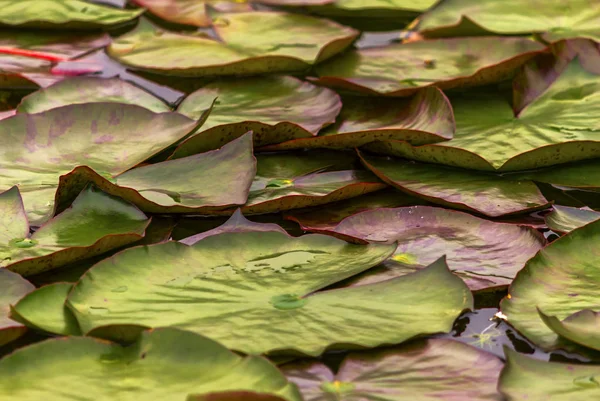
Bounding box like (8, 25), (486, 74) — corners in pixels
(0, 0), (143, 29)
(500, 218), (600, 350)
(52, 132), (256, 215)
(282, 338), (503, 401)
(545, 205), (600, 233)
(260, 87), (455, 151)
(0, 327), (302, 401)
(188, 392), (289, 401)
(331, 206), (544, 291)
(65, 229), (472, 355)
(0, 102), (200, 224)
(0, 268), (35, 346)
(130, 0), (252, 27)
(172, 76), (341, 157)
(108, 13), (358, 77)
(359, 152), (549, 217)
(499, 348), (600, 401)
(1, 185), (150, 276)
(313, 36), (544, 97)
(417, 0), (600, 42)
(366, 58), (600, 171)
(17, 77), (171, 114)
(539, 309), (600, 352)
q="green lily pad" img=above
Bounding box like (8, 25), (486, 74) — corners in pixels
(53, 132), (256, 215)
(313, 36), (544, 97)
(359, 152), (549, 217)
(172, 76), (341, 157)
(260, 87), (454, 151)
(0, 327), (302, 401)
(331, 206), (544, 291)
(11, 282), (80, 336)
(282, 338), (503, 401)
(539, 309), (600, 352)
(1, 185), (150, 276)
(188, 392), (289, 401)
(131, 0), (252, 27)
(0, 102), (200, 224)
(417, 0), (600, 42)
(500, 218), (600, 350)
(17, 77), (171, 114)
(108, 13), (358, 77)
(545, 205), (600, 233)
(66, 228), (472, 355)
(366, 58), (600, 171)
(0, 0), (143, 29)
(499, 348), (600, 401)
(512, 158), (600, 189)
(0, 268), (35, 346)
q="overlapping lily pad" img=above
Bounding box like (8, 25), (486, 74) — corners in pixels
(282, 339), (503, 401)
(499, 348), (600, 401)
(17, 77), (171, 114)
(172, 76), (341, 157)
(0, 102), (200, 224)
(417, 0), (600, 42)
(65, 228), (473, 355)
(0, 268), (34, 346)
(366, 58), (600, 171)
(330, 206), (544, 291)
(260, 87), (454, 151)
(131, 0), (252, 27)
(359, 152), (549, 216)
(0, 0), (143, 29)
(313, 36), (544, 96)
(539, 309), (600, 352)
(545, 205), (600, 233)
(500, 218), (600, 350)
(108, 13), (358, 77)
(0, 185), (150, 276)
(0, 327), (302, 401)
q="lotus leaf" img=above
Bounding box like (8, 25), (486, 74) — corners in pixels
(417, 0), (600, 42)
(282, 339), (503, 401)
(0, 327), (302, 401)
(66, 227), (473, 355)
(545, 205), (600, 233)
(172, 76), (341, 157)
(313, 37), (544, 96)
(359, 152), (549, 217)
(499, 348), (600, 401)
(131, 0), (252, 27)
(500, 219), (600, 350)
(0, 102), (200, 224)
(539, 309), (600, 352)
(108, 13), (358, 77)
(366, 58), (600, 171)
(260, 87), (454, 151)
(0, 268), (34, 346)
(0, 0), (143, 29)
(0, 185), (149, 276)
(17, 77), (171, 114)
(331, 206), (544, 291)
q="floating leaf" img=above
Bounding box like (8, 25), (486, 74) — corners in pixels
(366, 58), (600, 171)
(545, 205), (600, 233)
(108, 13), (358, 77)
(0, 328), (302, 401)
(260, 87), (454, 151)
(17, 77), (171, 114)
(500, 219), (600, 350)
(131, 0), (252, 27)
(172, 76), (341, 157)
(417, 0), (600, 42)
(188, 392), (289, 401)
(331, 206), (544, 291)
(499, 348), (600, 401)
(53, 132), (256, 215)
(313, 36), (544, 96)
(1, 185), (149, 276)
(0, 0), (143, 29)
(539, 309), (600, 352)
(282, 339), (503, 401)
(360, 152), (549, 217)
(0, 269), (34, 346)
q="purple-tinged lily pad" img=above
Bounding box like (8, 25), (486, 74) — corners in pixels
(0, 268), (34, 347)
(545, 205), (600, 233)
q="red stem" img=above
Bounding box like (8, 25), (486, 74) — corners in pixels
(0, 47), (67, 62)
